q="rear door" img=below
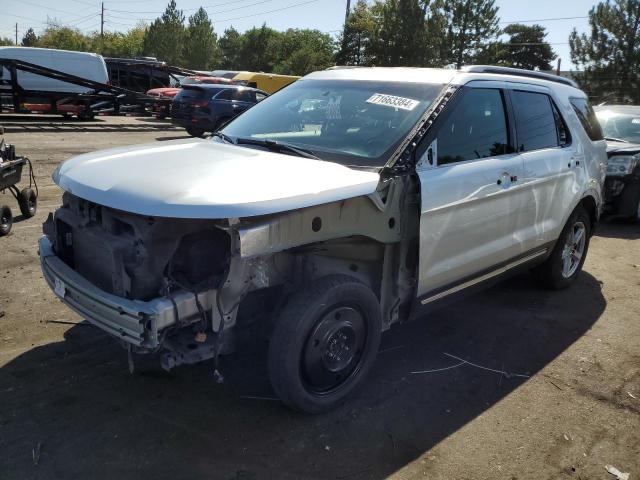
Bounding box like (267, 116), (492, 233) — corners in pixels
(506, 85), (578, 249)
(416, 82), (528, 299)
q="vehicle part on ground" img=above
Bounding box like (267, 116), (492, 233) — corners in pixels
(0, 204), (12, 236)
(18, 188), (37, 217)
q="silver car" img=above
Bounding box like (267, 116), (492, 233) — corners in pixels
(40, 66), (607, 413)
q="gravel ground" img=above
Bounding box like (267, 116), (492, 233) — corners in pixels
(0, 115), (638, 480)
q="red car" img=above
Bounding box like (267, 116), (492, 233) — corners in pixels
(148, 76), (235, 119)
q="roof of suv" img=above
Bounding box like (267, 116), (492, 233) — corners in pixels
(308, 65), (583, 94)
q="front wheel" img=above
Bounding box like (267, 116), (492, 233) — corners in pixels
(268, 275), (382, 414)
(533, 206), (591, 289)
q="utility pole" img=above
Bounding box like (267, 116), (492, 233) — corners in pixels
(100, 2), (104, 38)
(15, 23), (18, 46)
(556, 57), (561, 76)
(344, 0), (351, 24)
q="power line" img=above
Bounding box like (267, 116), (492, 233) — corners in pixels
(106, 0), (268, 14)
(500, 16), (588, 24)
(213, 0), (322, 23)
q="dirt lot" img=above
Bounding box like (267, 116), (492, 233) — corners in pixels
(0, 115), (638, 480)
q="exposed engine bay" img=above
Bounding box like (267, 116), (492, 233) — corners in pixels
(40, 176), (420, 370)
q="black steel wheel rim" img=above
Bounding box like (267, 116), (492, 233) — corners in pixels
(301, 305), (367, 394)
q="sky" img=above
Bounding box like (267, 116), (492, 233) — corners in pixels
(1, 0), (596, 70)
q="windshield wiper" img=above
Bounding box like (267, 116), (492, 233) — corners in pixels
(605, 136), (630, 143)
(211, 131), (236, 144)
(234, 137), (320, 159)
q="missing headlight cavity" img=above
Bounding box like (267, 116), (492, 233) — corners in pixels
(168, 229), (231, 289)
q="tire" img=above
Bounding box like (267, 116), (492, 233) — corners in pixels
(268, 275), (382, 414)
(186, 127), (205, 137)
(77, 110), (95, 121)
(18, 188), (37, 218)
(0, 205), (13, 236)
(533, 206), (591, 290)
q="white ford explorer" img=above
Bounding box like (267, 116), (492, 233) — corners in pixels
(40, 66), (607, 413)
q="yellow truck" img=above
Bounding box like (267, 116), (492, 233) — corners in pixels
(232, 72), (299, 94)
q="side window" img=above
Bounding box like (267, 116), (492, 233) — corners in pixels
(437, 88), (509, 165)
(235, 90), (254, 102)
(511, 90), (558, 152)
(216, 89), (233, 101)
(570, 97), (604, 141)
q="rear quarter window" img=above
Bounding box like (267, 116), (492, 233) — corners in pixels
(570, 97), (604, 141)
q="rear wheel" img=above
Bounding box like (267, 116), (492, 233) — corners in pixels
(0, 205), (13, 236)
(186, 127), (205, 137)
(18, 188), (37, 217)
(533, 206), (591, 289)
(268, 275), (382, 414)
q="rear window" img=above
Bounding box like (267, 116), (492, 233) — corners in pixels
(176, 88), (215, 100)
(570, 97), (604, 141)
(511, 91), (559, 151)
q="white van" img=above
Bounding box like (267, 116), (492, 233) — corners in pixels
(0, 47), (108, 94)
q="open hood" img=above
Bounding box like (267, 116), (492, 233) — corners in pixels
(53, 139), (381, 219)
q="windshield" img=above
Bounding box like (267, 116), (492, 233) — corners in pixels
(596, 109), (640, 143)
(219, 79), (445, 167)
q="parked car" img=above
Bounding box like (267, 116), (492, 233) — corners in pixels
(40, 66), (606, 413)
(147, 75), (236, 119)
(170, 84), (267, 137)
(594, 105), (640, 221)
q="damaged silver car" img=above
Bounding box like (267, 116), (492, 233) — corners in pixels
(40, 66), (606, 413)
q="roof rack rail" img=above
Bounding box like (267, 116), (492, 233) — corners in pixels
(461, 65), (579, 88)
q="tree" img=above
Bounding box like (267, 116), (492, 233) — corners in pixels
(0, 37), (13, 46)
(218, 27), (243, 69)
(184, 7), (219, 69)
(335, 0), (375, 66)
(90, 25), (146, 57)
(275, 29), (335, 75)
(37, 25), (89, 51)
(570, 0), (640, 103)
(368, 0), (429, 66)
(237, 24), (281, 72)
(142, 0), (186, 66)
(21, 28), (38, 47)
(440, 0), (501, 68)
(498, 24), (556, 70)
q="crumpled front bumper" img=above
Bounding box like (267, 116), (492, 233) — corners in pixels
(39, 235), (215, 348)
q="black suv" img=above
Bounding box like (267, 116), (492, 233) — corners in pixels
(171, 84), (268, 137)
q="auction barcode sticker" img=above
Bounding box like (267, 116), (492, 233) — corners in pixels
(366, 93), (420, 111)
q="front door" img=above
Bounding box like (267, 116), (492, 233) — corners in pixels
(416, 84), (528, 299)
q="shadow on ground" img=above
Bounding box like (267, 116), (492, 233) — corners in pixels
(0, 271), (605, 480)
(596, 218), (640, 240)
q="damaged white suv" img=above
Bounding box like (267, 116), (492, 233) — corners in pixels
(40, 66), (606, 413)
